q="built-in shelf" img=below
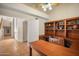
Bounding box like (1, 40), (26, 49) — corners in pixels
(45, 17), (79, 50)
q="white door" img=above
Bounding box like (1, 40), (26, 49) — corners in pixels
(28, 19), (39, 42)
(23, 21), (27, 42)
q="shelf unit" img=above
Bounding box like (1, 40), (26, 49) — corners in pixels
(45, 17), (79, 50)
(66, 18), (79, 50)
(55, 20), (65, 38)
(45, 20), (66, 38)
(45, 22), (55, 37)
(66, 18), (79, 39)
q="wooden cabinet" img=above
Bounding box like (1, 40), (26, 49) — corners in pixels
(39, 35), (45, 40)
(66, 17), (79, 50)
(45, 17), (79, 51)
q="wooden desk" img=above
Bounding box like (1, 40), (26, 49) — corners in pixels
(31, 40), (79, 56)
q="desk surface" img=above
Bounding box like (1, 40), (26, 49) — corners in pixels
(31, 40), (79, 56)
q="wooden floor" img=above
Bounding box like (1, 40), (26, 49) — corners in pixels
(0, 38), (40, 56)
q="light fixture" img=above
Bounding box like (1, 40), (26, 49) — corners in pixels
(49, 6), (52, 10)
(42, 5), (44, 8)
(41, 3), (53, 11)
(43, 8), (47, 11)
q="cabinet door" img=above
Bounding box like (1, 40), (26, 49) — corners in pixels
(71, 40), (79, 51)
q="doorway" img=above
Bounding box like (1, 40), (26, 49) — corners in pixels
(2, 16), (13, 39)
(23, 21), (27, 42)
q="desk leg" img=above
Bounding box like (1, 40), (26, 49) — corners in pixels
(30, 46), (32, 56)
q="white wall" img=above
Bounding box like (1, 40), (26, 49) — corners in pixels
(49, 3), (79, 20)
(0, 4), (47, 42)
(0, 16), (3, 40)
(0, 14), (46, 42)
(0, 28), (4, 40)
(12, 15), (46, 42)
(39, 18), (46, 35)
(15, 16), (43, 42)
(9, 18), (14, 38)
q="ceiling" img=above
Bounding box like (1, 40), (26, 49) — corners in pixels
(24, 3), (60, 14)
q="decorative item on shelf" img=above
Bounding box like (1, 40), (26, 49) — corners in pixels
(71, 20), (76, 24)
(59, 22), (64, 25)
(73, 24), (79, 29)
(67, 22), (71, 25)
(67, 26), (73, 30)
(71, 21), (73, 24)
(59, 26), (64, 30)
(67, 20), (76, 25)
(73, 21), (76, 24)
(76, 20), (79, 24)
(48, 24), (51, 26)
(59, 26), (62, 29)
(59, 27), (62, 30)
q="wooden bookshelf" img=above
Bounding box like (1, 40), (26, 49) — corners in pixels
(45, 22), (55, 37)
(45, 17), (79, 51)
(66, 17), (79, 51)
(55, 20), (65, 38)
